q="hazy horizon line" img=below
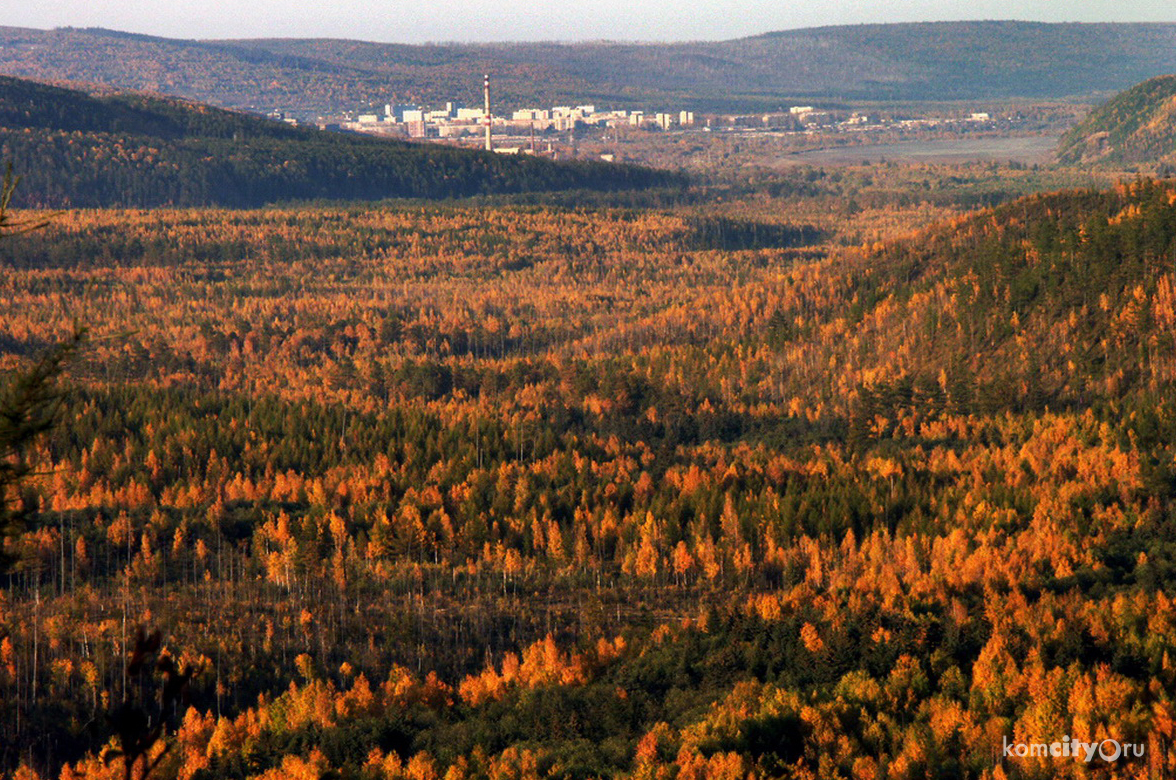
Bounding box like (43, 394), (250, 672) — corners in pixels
(7, 17), (1174, 48)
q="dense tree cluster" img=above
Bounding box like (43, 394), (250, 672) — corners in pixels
(3, 182), (1176, 778)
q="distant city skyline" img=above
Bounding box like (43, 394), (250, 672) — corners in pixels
(7, 0), (1176, 43)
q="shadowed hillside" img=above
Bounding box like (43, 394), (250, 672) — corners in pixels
(0, 74), (676, 207)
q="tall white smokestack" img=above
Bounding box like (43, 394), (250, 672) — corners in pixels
(483, 74), (492, 152)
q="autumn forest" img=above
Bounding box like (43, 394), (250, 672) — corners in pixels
(4, 64), (1176, 779)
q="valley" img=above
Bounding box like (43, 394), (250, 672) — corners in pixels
(3, 21), (1176, 780)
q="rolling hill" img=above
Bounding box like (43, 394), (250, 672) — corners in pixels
(818, 180), (1176, 417)
(1056, 74), (1176, 167)
(0, 75), (674, 208)
(3, 22), (1176, 116)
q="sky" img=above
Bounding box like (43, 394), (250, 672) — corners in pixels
(8, 0), (1176, 42)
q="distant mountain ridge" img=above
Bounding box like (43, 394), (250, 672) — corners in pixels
(1056, 75), (1176, 167)
(0, 74), (673, 208)
(3, 22), (1176, 115)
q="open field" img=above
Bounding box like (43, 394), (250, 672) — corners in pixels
(773, 134), (1061, 166)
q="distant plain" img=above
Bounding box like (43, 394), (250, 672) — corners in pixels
(773, 134), (1060, 166)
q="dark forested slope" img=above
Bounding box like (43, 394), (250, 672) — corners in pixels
(0, 75), (672, 207)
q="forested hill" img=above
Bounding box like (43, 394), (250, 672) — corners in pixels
(3, 22), (1176, 114)
(795, 179), (1176, 427)
(1056, 75), (1176, 167)
(0, 75), (673, 207)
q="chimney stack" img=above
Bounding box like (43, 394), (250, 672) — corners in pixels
(483, 74), (492, 152)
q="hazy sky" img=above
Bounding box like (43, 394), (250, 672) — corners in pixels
(9, 0), (1176, 42)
